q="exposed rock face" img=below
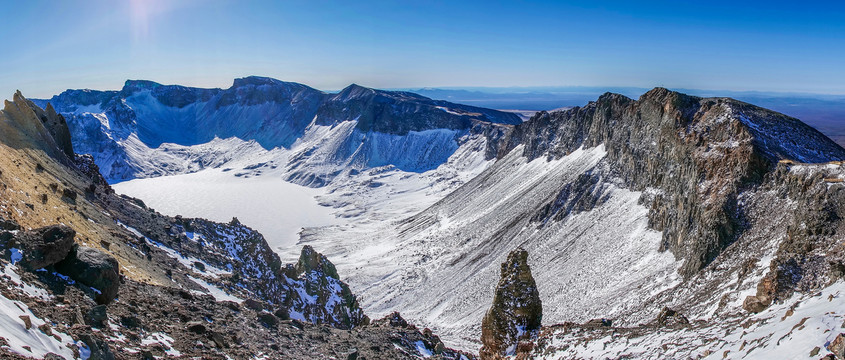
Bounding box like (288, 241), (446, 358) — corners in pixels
(480, 248), (542, 359)
(1, 91), (75, 162)
(742, 162), (845, 311)
(317, 83), (521, 135)
(499, 88), (845, 277)
(55, 245), (121, 304)
(282, 245), (368, 329)
(656, 307), (689, 327)
(38, 102), (75, 158)
(9, 225), (76, 270)
(0, 217), (20, 231)
(829, 333), (845, 359)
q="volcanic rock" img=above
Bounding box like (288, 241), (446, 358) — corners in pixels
(479, 248), (542, 359)
(55, 246), (120, 304)
(12, 225), (75, 270)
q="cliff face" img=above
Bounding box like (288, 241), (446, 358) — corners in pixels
(742, 162), (845, 312)
(499, 88), (845, 277)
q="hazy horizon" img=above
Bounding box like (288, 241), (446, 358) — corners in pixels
(3, 1), (845, 99)
(10, 76), (845, 101)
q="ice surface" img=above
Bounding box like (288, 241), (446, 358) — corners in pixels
(113, 167), (338, 249)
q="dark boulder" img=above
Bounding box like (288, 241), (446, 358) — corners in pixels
(186, 321), (207, 334)
(656, 307), (689, 327)
(258, 313), (278, 328)
(0, 217), (20, 231)
(56, 246), (120, 304)
(86, 305), (108, 327)
(61, 188), (77, 204)
(14, 225), (76, 270)
(242, 298), (266, 311)
(78, 332), (115, 360)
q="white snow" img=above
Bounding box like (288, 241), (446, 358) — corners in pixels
(187, 275), (244, 303)
(141, 332), (181, 357)
(536, 280), (845, 359)
(415, 340), (433, 357)
(3, 264), (51, 300)
(114, 167), (338, 249)
(0, 282), (76, 358)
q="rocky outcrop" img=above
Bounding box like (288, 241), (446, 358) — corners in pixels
(107, 202), (368, 329)
(38, 102), (74, 158)
(829, 333), (845, 359)
(743, 162), (845, 312)
(499, 88), (845, 277)
(9, 225), (76, 270)
(55, 245), (121, 304)
(480, 248), (542, 359)
(656, 307), (689, 327)
(282, 245), (368, 329)
(1, 91), (75, 162)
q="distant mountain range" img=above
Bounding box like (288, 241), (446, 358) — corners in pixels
(34, 77), (520, 182)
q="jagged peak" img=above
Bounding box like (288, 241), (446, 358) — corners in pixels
(480, 247), (542, 358)
(295, 245), (340, 280)
(0, 91), (75, 161)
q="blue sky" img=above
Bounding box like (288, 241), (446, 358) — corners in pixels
(1, 0), (844, 98)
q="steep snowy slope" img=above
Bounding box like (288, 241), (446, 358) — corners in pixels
(297, 88), (845, 353)
(299, 144), (685, 349)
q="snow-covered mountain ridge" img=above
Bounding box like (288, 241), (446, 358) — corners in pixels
(498, 87), (845, 277)
(35, 77), (520, 182)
